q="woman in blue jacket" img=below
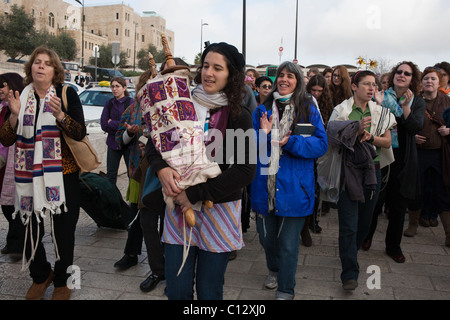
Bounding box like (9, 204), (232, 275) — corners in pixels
(251, 61), (328, 300)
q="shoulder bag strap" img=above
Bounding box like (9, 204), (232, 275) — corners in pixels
(62, 84), (69, 113)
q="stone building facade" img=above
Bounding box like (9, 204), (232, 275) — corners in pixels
(0, 0), (175, 67)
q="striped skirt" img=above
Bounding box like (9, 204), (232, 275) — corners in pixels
(162, 200), (243, 253)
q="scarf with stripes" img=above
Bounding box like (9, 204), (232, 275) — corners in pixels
(15, 83), (66, 223)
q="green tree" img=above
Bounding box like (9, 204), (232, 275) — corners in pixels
(0, 5), (38, 60)
(48, 32), (77, 61)
(194, 52), (202, 65)
(137, 44), (165, 70)
(88, 44), (127, 68)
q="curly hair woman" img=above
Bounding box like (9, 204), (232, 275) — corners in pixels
(146, 42), (256, 300)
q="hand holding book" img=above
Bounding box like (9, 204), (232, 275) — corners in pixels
(292, 123), (316, 137)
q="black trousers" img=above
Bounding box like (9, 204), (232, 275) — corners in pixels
(123, 202), (143, 255)
(1, 205), (25, 253)
(25, 172), (80, 287)
(384, 160), (410, 256)
(365, 165), (390, 240)
(141, 188), (165, 277)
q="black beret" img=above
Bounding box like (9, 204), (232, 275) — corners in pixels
(201, 42), (245, 71)
(255, 76), (273, 87)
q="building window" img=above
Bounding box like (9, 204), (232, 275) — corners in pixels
(116, 28), (119, 36)
(49, 13), (54, 28)
(116, 13), (119, 20)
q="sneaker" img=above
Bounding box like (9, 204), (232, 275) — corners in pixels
(264, 274), (278, 290)
(114, 254), (138, 270)
(342, 279), (358, 291)
(25, 270), (54, 300)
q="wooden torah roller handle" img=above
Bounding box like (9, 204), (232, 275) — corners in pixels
(185, 208), (196, 227)
(185, 201), (214, 227)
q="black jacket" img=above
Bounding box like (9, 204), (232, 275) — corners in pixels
(327, 120), (377, 202)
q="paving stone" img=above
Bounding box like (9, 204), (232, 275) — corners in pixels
(1, 171), (450, 301)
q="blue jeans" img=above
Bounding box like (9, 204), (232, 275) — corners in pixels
(164, 244), (231, 300)
(256, 212), (305, 299)
(338, 169), (381, 283)
(106, 147), (130, 185)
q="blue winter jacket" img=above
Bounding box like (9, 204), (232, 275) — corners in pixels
(250, 97), (328, 217)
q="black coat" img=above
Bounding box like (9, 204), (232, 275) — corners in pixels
(394, 95), (426, 199)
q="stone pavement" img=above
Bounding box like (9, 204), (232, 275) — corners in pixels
(1, 169), (450, 301)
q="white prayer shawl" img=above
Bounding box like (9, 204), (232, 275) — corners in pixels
(331, 97), (397, 168)
(14, 83), (66, 268)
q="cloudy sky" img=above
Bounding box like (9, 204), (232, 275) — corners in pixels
(83, 0), (450, 71)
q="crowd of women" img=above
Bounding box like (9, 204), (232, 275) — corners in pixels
(0, 43), (449, 300)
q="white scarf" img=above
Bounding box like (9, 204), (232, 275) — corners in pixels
(267, 92), (294, 211)
(192, 84), (228, 110)
(15, 83), (66, 268)
(192, 84), (228, 137)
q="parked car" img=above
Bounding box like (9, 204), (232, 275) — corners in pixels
(7, 58), (26, 64)
(82, 66), (134, 87)
(65, 82), (85, 94)
(82, 66), (124, 82)
(78, 83), (135, 134)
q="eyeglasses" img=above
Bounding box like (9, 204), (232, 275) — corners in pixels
(360, 82), (377, 87)
(332, 74), (341, 79)
(261, 85), (272, 90)
(0, 82), (8, 89)
(395, 70), (412, 77)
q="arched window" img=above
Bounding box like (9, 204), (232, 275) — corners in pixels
(49, 13), (55, 28)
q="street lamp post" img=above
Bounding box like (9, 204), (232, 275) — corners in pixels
(200, 19), (208, 55)
(75, 0), (85, 68)
(294, 0), (298, 61)
(242, 0), (246, 61)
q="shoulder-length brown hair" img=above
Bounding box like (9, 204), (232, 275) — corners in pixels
(388, 61), (422, 95)
(307, 74), (333, 125)
(330, 65), (352, 105)
(24, 46), (65, 86)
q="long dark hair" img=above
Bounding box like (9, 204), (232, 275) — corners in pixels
(306, 74), (333, 125)
(194, 48), (245, 120)
(268, 61), (314, 128)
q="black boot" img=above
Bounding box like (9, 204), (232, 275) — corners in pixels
(301, 216), (313, 247)
(309, 200), (322, 234)
(114, 254), (138, 270)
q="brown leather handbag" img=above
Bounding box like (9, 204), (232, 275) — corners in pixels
(61, 85), (101, 172)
